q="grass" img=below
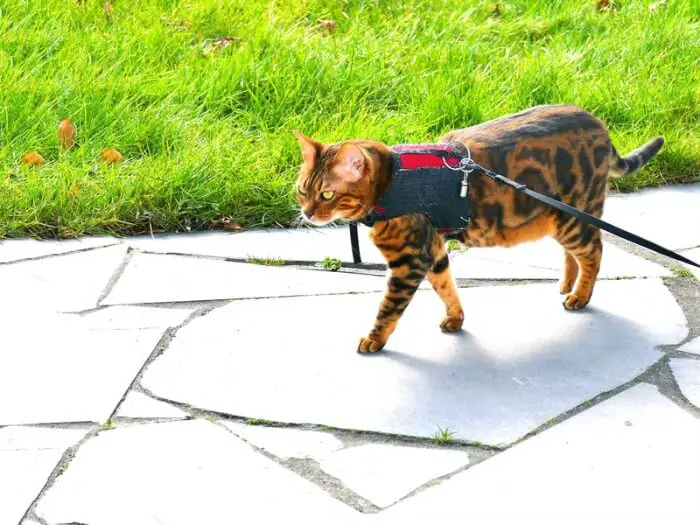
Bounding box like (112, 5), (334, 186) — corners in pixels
(671, 266), (695, 279)
(432, 425), (455, 444)
(247, 256), (286, 266)
(0, 0), (698, 239)
(99, 419), (115, 430)
(245, 417), (272, 426)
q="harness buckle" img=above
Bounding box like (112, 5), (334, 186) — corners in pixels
(442, 145), (474, 200)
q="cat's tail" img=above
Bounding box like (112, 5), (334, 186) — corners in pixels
(609, 136), (664, 177)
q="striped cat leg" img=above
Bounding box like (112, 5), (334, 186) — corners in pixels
(557, 225), (603, 310)
(426, 241), (464, 333)
(559, 250), (579, 294)
(359, 217), (433, 353)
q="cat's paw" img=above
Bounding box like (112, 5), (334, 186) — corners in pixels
(559, 279), (575, 295)
(440, 315), (464, 333)
(563, 292), (590, 311)
(357, 336), (385, 354)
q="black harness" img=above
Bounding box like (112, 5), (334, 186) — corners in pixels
(360, 142), (473, 232)
(349, 143), (700, 271)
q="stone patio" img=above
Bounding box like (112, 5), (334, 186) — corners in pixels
(1, 183), (699, 524)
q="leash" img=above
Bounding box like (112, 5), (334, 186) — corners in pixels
(348, 152), (699, 270)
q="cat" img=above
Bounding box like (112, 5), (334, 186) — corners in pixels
(294, 104), (664, 353)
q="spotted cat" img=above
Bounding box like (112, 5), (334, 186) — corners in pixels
(294, 104), (664, 352)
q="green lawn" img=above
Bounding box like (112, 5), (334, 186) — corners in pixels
(0, 0), (698, 238)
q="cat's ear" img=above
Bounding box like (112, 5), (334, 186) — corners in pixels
(293, 131), (321, 167)
(336, 143), (365, 181)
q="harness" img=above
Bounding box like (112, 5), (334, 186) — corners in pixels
(360, 142), (473, 232)
(348, 143), (700, 271)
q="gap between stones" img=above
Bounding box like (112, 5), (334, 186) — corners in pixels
(95, 247), (134, 305)
(20, 425), (101, 524)
(105, 303), (225, 422)
(132, 388), (498, 514)
(0, 242), (119, 267)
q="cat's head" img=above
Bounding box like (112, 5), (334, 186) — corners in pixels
(293, 132), (388, 226)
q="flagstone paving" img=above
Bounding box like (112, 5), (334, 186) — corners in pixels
(2, 183), (699, 524)
(140, 278), (686, 446)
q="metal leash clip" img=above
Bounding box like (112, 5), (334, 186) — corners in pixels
(442, 145), (474, 198)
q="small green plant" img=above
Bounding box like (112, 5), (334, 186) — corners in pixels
(321, 257), (343, 271)
(671, 266), (695, 279)
(247, 257), (285, 266)
(99, 419), (115, 430)
(446, 240), (460, 253)
(245, 417), (271, 426)
(432, 425), (455, 444)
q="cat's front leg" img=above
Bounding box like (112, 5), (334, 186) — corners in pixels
(358, 216), (433, 353)
(357, 262), (428, 352)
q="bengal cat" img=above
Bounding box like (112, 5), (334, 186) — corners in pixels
(294, 104), (664, 353)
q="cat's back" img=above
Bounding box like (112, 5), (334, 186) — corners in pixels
(441, 104), (608, 149)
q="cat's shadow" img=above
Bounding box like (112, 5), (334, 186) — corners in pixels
(348, 303), (674, 445)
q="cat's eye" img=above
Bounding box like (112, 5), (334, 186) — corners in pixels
(320, 190), (335, 200)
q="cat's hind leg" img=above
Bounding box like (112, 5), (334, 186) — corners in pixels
(555, 223), (602, 310)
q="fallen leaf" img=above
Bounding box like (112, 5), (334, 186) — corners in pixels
(316, 19), (336, 33)
(100, 148), (124, 163)
(596, 0), (610, 10)
(21, 152), (46, 167)
(215, 216), (243, 231)
(649, 0), (667, 12)
(69, 181), (79, 197)
(202, 36), (236, 56)
(104, 2), (113, 22)
(58, 118), (76, 149)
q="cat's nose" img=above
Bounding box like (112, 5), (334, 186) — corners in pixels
(302, 205), (316, 218)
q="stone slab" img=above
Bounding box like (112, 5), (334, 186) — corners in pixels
(221, 422), (343, 461)
(0, 427), (87, 525)
(377, 384), (700, 524)
(678, 335), (700, 356)
(36, 420), (360, 524)
(115, 392), (188, 419)
(320, 443), (468, 508)
(603, 183), (700, 251)
(0, 235), (118, 263)
(680, 248), (700, 280)
(450, 237), (671, 280)
(449, 252), (559, 280)
(127, 224), (385, 264)
(80, 305), (193, 330)
(670, 359), (700, 409)
(0, 313), (163, 425)
(102, 253), (391, 305)
(142, 278), (686, 446)
(0, 244), (127, 313)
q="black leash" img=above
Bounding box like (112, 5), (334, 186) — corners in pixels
(349, 221), (362, 263)
(348, 159), (699, 270)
